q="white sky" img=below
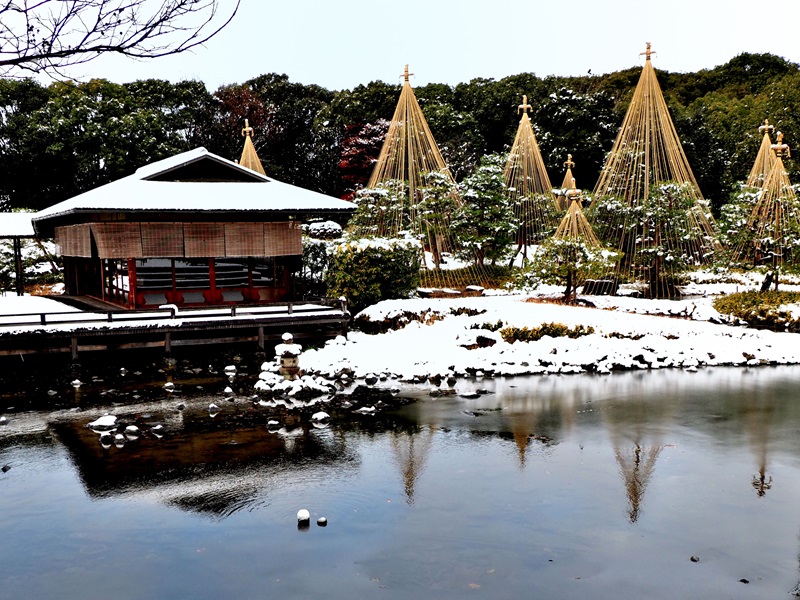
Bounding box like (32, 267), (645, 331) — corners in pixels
(59, 0), (800, 91)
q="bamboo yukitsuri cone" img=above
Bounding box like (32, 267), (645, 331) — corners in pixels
(588, 43), (719, 297)
(747, 119), (778, 189)
(360, 65), (486, 288)
(735, 130), (800, 273)
(504, 95), (559, 263)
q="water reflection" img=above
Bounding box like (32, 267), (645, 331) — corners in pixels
(3, 367), (800, 599)
(50, 405), (359, 519)
(390, 427), (434, 504)
(741, 396), (777, 497)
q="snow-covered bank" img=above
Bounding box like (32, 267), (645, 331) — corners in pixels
(297, 292), (800, 385)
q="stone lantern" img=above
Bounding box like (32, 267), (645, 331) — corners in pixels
(275, 332), (302, 380)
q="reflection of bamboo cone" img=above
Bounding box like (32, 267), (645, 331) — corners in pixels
(615, 443), (662, 523)
(605, 396), (672, 523)
(391, 428), (435, 505)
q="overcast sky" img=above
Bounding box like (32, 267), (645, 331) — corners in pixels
(60, 0), (800, 91)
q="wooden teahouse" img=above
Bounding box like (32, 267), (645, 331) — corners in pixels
(32, 133), (355, 310)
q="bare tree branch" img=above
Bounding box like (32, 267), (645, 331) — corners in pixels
(0, 0), (241, 76)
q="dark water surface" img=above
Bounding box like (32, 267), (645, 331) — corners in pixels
(2, 366), (800, 599)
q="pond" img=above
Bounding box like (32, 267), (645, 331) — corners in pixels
(1, 364), (800, 599)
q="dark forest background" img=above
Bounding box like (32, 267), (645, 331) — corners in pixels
(1, 52), (798, 215)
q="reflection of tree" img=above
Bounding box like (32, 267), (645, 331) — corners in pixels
(390, 426), (435, 505)
(752, 465), (772, 497)
(614, 443), (662, 523)
(741, 399), (777, 498)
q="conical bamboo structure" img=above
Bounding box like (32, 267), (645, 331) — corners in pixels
(504, 95), (558, 261)
(589, 43), (719, 290)
(746, 119), (777, 188)
(554, 169), (600, 246)
(554, 191), (600, 246)
(736, 132), (800, 267)
(239, 119), (266, 176)
(363, 66), (484, 288)
(560, 154), (576, 191)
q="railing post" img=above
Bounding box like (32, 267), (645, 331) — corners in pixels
(288, 302), (293, 315)
(231, 306), (237, 317)
(107, 312), (113, 322)
(40, 313), (46, 325)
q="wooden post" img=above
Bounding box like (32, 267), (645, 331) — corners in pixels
(164, 332), (172, 355)
(13, 238), (23, 296)
(257, 326), (265, 352)
(128, 258), (137, 309)
(71, 337), (78, 362)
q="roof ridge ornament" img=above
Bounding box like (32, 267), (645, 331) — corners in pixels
(640, 42), (655, 61)
(563, 154), (575, 171)
(759, 119), (774, 137)
(242, 118), (254, 138)
(518, 95), (532, 115)
(402, 64), (413, 83)
(772, 131), (791, 159)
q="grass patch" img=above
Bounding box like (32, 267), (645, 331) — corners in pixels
(713, 290), (800, 332)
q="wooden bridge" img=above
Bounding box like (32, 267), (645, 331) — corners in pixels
(0, 298), (350, 359)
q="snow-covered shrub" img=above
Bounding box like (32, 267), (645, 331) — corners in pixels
(326, 235), (421, 313)
(305, 220), (343, 240)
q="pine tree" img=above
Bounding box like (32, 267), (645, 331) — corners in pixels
(454, 154), (517, 266)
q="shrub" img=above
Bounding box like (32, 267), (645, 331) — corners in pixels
(326, 235), (421, 313)
(500, 322), (595, 343)
(713, 290), (800, 331)
(470, 320), (504, 332)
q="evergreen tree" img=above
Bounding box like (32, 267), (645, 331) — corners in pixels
(454, 153), (517, 266)
(518, 238), (619, 301)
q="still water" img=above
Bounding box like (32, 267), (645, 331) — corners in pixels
(2, 365), (800, 599)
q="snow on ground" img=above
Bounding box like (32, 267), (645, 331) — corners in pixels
(299, 287), (800, 384)
(4, 275), (800, 392)
(0, 293), (78, 315)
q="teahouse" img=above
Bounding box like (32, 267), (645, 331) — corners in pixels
(32, 127), (355, 309)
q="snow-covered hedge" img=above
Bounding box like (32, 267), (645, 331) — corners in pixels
(326, 235), (421, 313)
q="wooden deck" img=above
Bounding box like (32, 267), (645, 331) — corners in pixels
(0, 297), (350, 358)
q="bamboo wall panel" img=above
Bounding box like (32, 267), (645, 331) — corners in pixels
(225, 223), (263, 257)
(90, 223), (143, 258)
(141, 223), (184, 257)
(264, 222), (302, 256)
(55, 224), (92, 257)
(184, 223), (225, 257)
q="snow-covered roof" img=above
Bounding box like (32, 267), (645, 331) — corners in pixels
(33, 147), (355, 228)
(0, 212), (35, 238)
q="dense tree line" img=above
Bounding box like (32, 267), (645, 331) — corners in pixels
(0, 52), (798, 213)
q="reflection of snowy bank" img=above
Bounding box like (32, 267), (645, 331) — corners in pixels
(299, 292), (800, 384)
